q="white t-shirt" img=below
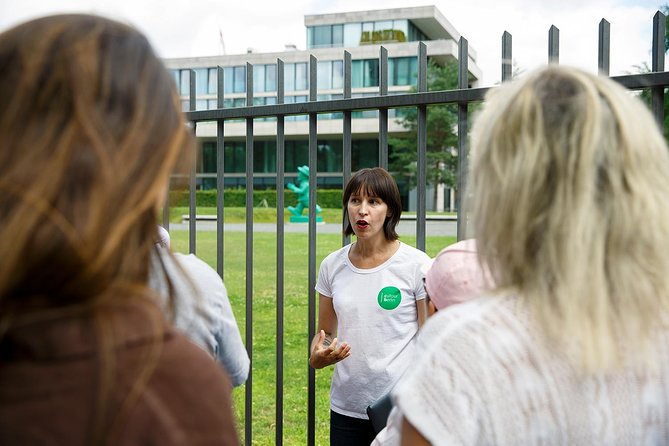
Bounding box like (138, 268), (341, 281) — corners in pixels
(315, 241), (430, 419)
(391, 295), (669, 445)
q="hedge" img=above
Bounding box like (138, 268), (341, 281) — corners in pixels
(169, 189), (343, 209)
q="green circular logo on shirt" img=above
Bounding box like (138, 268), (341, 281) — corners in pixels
(377, 286), (402, 310)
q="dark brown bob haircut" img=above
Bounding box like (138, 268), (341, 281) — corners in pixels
(343, 167), (402, 241)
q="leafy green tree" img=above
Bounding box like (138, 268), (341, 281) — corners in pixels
(389, 60), (459, 210)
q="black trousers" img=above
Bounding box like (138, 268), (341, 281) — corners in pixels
(330, 410), (376, 446)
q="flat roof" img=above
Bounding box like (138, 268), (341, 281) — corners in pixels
(304, 5), (461, 42)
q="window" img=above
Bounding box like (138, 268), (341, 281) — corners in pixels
(352, 139), (378, 170)
(201, 142), (217, 173)
(317, 140), (343, 173)
(233, 66), (246, 93)
(194, 68), (208, 95)
(317, 61), (331, 90)
(332, 24), (343, 46)
(223, 67), (233, 94)
(285, 64), (295, 91)
(312, 25), (331, 48)
(170, 70), (179, 88)
(284, 63), (309, 91)
(390, 57), (417, 86)
(316, 61), (343, 91)
(208, 68), (218, 94)
(265, 64), (277, 91)
(224, 142), (246, 173)
(351, 59), (379, 88)
(364, 60), (379, 87)
(295, 63), (308, 90)
(254, 141), (276, 173)
(332, 60), (343, 89)
(344, 22), (361, 46)
(392, 20), (409, 42)
(253, 65), (265, 93)
(179, 69), (190, 95)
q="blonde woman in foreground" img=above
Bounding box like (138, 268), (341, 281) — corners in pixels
(393, 65), (669, 445)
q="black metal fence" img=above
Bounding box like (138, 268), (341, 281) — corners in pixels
(165, 11), (669, 446)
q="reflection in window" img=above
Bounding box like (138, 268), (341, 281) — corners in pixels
(308, 19), (420, 48)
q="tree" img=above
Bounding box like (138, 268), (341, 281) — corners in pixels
(389, 60), (459, 211)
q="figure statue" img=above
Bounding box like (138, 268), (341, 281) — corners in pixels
(287, 165), (323, 222)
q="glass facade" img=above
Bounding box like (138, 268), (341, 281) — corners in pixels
(307, 19), (426, 48)
(198, 139), (379, 189)
(171, 55), (418, 111)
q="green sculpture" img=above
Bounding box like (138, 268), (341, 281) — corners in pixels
(287, 165), (323, 223)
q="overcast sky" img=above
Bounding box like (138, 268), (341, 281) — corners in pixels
(0, 0), (664, 85)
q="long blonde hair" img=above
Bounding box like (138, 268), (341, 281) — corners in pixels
(0, 14), (193, 442)
(470, 65), (669, 371)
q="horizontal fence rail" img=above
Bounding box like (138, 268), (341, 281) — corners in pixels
(173, 11), (668, 446)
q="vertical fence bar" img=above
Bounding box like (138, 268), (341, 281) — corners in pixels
(652, 11), (666, 128)
(416, 43), (427, 252)
(379, 47), (389, 170)
(217, 66), (226, 278)
(188, 69), (197, 254)
(598, 19), (610, 76)
(275, 58), (285, 446)
(548, 25), (560, 64)
(502, 31), (512, 82)
(244, 62), (254, 446)
(457, 38), (469, 242)
(162, 190), (170, 230)
(307, 55), (318, 446)
(343, 51), (352, 247)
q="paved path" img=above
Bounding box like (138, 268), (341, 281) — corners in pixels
(168, 220), (457, 237)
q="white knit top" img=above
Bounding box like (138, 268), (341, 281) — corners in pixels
(392, 295), (669, 445)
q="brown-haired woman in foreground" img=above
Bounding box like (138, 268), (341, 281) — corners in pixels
(0, 15), (238, 445)
(393, 65), (669, 445)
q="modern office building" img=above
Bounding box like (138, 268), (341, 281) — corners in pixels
(163, 6), (481, 209)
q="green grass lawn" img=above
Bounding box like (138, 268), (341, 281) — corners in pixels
(168, 206), (456, 224)
(169, 206), (344, 224)
(169, 229), (455, 445)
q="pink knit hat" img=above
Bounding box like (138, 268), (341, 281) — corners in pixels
(424, 239), (491, 310)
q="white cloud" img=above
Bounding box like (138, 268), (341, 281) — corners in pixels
(0, 0), (663, 85)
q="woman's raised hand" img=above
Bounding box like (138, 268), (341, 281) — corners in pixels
(309, 329), (351, 369)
